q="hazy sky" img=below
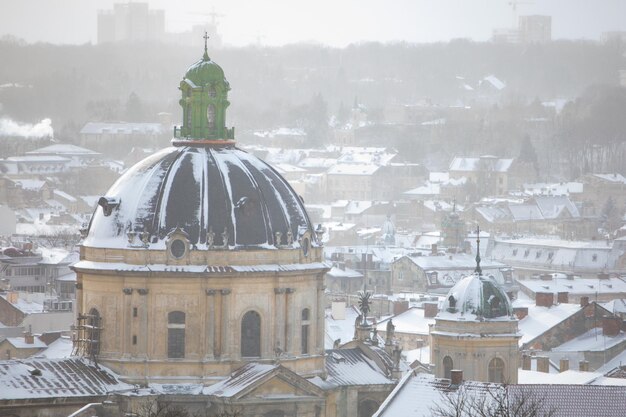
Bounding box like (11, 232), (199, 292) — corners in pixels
(1, 0), (626, 46)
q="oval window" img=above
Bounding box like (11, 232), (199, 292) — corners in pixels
(302, 237), (310, 257)
(170, 239), (186, 258)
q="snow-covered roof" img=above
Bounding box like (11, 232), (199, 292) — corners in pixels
(317, 347), (395, 389)
(404, 183), (440, 197)
(297, 157), (337, 169)
(0, 358), (131, 400)
(36, 336), (73, 359)
(327, 164), (380, 176)
(5, 155), (70, 163)
(5, 336), (47, 349)
(202, 363), (277, 397)
(555, 327), (626, 352)
(327, 266), (363, 279)
(376, 371), (626, 417)
(325, 305), (361, 348)
(53, 189), (76, 202)
(518, 277), (626, 297)
(80, 122), (164, 135)
(11, 179), (46, 191)
(376, 307), (435, 336)
(0, 294), (44, 314)
(26, 144), (100, 156)
(518, 369), (602, 385)
(449, 157), (513, 173)
(592, 173), (626, 184)
(481, 75), (506, 90)
(523, 182), (584, 196)
(253, 127), (306, 138)
(515, 300), (581, 347)
(402, 253), (507, 271)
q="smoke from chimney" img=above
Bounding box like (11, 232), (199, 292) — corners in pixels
(0, 117), (54, 138)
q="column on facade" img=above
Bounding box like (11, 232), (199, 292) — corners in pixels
(205, 289), (216, 359)
(317, 279), (325, 355)
(285, 288), (295, 355)
(220, 288), (231, 359)
(138, 288), (149, 359)
(122, 287), (133, 357)
(274, 288), (286, 355)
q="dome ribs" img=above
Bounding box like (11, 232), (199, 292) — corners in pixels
(84, 146), (313, 251)
(237, 151), (297, 246)
(161, 149), (203, 244)
(204, 148), (233, 247)
(215, 149), (269, 247)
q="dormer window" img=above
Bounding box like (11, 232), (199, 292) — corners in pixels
(592, 254), (598, 262)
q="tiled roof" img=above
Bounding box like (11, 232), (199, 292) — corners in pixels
(375, 372), (626, 417)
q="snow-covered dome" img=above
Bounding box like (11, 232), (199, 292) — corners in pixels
(84, 145), (313, 250)
(439, 273), (513, 320)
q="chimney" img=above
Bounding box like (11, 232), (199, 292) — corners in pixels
(431, 243), (438, 256)
(331, 301), (346, 320)
(513, 306), (528, 320)
(24, 332), (34, 345)
(602, 316), (621, 337)
(424, 302), (439, 318)
(537, 356), (550, 373)
(579, 360), (589, 372)
(450, 369), (463, 385)
(560, 358), (569, 373)
(393, 300), (409, 315)
(522, 354), (531, 370)
(580, 296), (590, 308)
(557, 292), (569, 304)
(7, 291), (19, 304)
(535, 292), (553, 308)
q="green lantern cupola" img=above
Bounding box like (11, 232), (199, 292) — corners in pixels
(176, 33), (234, 143)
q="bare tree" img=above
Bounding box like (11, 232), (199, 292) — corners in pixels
(431, 384), (556, 417)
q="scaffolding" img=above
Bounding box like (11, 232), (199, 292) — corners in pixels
(72, 312), (103, 361)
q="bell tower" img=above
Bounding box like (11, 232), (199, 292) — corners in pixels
(177, 32), (234, 141)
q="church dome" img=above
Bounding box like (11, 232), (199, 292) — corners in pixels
(439, 274), (513, 320)
(184, 53), (229, 88)
(84, 145), (313, 250)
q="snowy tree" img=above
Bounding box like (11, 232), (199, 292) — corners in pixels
(431, 384), (556, 417)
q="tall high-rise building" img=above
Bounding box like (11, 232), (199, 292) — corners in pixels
(518, 15), (551, 43)
(97, 2), (165, 44)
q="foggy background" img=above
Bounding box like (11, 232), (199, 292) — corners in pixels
(1, 0), (626, 46)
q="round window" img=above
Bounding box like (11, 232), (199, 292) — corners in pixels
(170, 239), (186, 258)
(302, 237), (310, 257)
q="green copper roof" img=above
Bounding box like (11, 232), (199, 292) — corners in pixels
(184, 54), (230, 88)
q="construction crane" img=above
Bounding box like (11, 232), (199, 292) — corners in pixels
(508, 0), (534, 28)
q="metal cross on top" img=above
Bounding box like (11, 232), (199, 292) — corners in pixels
(203, 31), (210, 60)
(474, 225), (482, 275)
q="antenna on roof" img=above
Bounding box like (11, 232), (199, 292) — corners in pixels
(474, 225), (482, 275)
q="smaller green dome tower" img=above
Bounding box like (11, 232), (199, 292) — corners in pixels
(176, 33), (234, 142)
